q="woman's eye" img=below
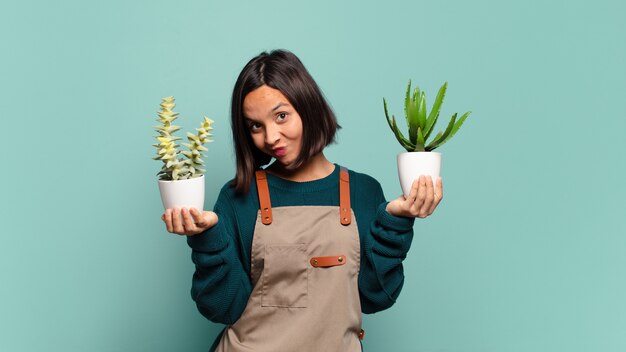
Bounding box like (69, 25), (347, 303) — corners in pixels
(277, 112), (287, 121)
(249, 123), (262, 131)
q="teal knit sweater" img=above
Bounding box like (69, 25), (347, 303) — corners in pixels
(187, 164), (415, 326)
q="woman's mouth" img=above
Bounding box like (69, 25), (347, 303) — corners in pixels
(273, 147), (286, 157)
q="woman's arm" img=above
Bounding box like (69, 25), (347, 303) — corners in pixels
(357, 174), (442, 313)
(185, 188), (253, 325)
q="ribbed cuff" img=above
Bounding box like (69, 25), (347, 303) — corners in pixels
(376, 202), (415, 231)
(186, 221), (227, 252)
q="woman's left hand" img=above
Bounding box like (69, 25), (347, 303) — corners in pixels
(386, 175), (443, 218)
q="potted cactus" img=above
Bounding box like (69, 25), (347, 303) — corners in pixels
(153, 96), (214, 211)
(383, 81), (470, 196)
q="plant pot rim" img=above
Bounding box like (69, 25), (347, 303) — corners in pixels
(157, 174), (205, 183)
(397, 151), (442, 155)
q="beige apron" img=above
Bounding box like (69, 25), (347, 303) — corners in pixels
(216, 167), (363, 352)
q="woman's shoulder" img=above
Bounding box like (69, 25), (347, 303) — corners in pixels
(215, 177), (258, 205)
(341, 165), (383, 191)
(340, 165), (386, 204)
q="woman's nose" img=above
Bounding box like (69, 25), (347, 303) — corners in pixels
(264, 124), (280, 145)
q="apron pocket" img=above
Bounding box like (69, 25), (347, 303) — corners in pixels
(262, 243), (308, 308)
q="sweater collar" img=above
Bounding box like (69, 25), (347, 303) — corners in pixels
(264, 163), (341, 192)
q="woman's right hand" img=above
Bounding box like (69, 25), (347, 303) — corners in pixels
(161, 208), (218, 236)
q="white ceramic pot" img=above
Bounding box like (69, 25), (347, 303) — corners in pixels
(397, 152), (441, 197)
(157, 175), (205, 211)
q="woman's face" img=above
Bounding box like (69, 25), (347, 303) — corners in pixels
(243, 85), (303, 168)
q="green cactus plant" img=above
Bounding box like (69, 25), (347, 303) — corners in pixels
(383, 81), (471, 152)
(153, 96), (214, 181)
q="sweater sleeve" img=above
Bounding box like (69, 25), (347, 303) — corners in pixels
(358, 180), (415, 314)
(186, 186), (252, 325)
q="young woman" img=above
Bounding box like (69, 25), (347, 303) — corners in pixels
(162, 49), (443, 351)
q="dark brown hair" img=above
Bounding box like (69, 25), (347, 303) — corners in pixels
(230, 49), (340, 194)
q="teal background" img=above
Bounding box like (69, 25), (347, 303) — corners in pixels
(1, 0), (624, 351)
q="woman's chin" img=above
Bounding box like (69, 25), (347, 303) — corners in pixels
(280, 160), (297, 169)
(269, 157), (297, 170)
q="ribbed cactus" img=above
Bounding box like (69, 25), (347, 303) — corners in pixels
(153, 96), (214, 181)
(383, 81), (471, 152)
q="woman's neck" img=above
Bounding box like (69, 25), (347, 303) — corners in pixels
(266, 153), (335, 182)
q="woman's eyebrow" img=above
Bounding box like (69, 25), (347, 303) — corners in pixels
(245, 102), (291, 121)
(271, 102), (289, 112)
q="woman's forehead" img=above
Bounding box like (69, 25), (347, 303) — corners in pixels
(243, 86), (293, 118)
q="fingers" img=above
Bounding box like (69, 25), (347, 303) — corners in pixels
(190, 208), (218, 230)
(162, 208), (213, 236)
(189, 207), (203, 225)
(412, 176), (427, 216)
(406, 178), (420, 203)
(418, 176), (435, 218)
(403, 176), (426, 217)
(163, 208), (194, 235)
(406, 175), (443, 219)
(427, 177), (443, 214)
(181, 208), (198, 233)
(170, 208), (183, 233)
(163, 209), (173, 233)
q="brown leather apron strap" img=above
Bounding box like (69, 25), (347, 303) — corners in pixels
(255, 170), (273, 225)
(339, 167), (351, 225)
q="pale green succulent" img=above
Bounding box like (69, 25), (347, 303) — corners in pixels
(153, 96), (214, 180)
(180, 117), (214, 177)
(383, 81), (471, 152)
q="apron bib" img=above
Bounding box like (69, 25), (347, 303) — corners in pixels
(215, 167), (363, 352)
